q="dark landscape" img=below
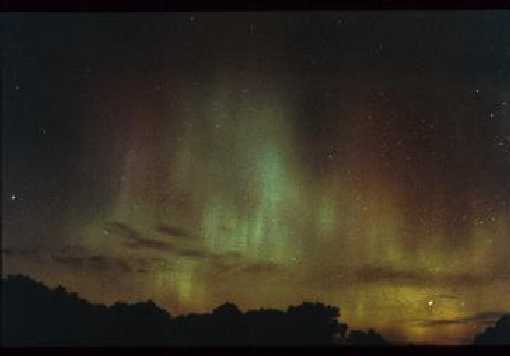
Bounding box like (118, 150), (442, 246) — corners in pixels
(1, 274), (508, 348)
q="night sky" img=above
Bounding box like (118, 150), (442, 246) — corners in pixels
(2, 12), (510, 344)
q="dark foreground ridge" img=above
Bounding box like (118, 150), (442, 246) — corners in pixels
(1, 274), (509, 348)
(474, 313), (510, 345)
(1, 274), (387, 347)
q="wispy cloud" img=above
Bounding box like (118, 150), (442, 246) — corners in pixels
(204, 254), (287, 279)
(1, 248), (40, 257)
(236, 262), (282, 274)
(1, 247), (43, 261)
(52, 254), (132, 272)
(178, 248), (209, 259)
(52, 255), (85, 267)
(354, 265), (425, 284)
(298, 263), (510, 291)
(104, 221), (139, 240)
(352, 264), (510, 287)
(125, 238), (176, 252)
(156, 224), (194, 239)
(437, 294), (460, 300)
(414, 311), (506, 328)
(104, 221), (176, 252)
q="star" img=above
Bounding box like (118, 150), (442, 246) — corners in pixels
(327, 148), (336, 160)
(10, 193), (17, 201)
(428, 300), (434, 307)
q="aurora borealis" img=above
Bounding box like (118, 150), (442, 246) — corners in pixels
(2, 12), (510, 344)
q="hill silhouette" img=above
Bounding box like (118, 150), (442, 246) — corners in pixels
(474, 314), (510, 345)
(1, 274), (389, 347)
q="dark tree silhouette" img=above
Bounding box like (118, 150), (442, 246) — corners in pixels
(346, 329), (389, 346)
(243, 308), (290, 345)
(104, 300), (172, 346)
(474, 314), (510, 345)
(286, 302), (344, 345)
(1, 274), (389, 347)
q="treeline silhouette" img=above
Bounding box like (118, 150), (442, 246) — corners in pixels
(474, 314), (510, 345)
(1, 275), (389, 347)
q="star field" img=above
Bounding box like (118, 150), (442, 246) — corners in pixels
(2, 12), (510, 344)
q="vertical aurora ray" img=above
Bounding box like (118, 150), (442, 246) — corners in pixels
(4, 12), (510, 345)
(140, 75), (306, 264)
